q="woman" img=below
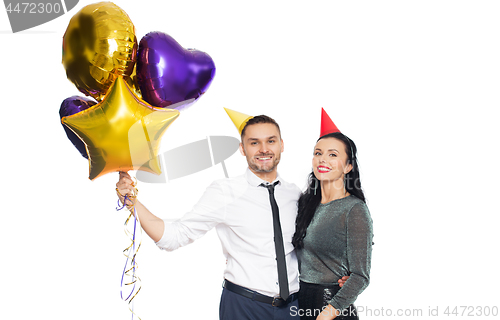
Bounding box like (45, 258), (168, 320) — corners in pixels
(292, 125), (373, 320)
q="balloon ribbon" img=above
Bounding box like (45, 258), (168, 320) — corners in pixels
(116, 185), (142, 320)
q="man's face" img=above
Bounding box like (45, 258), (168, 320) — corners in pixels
(240, 123), (284, 176)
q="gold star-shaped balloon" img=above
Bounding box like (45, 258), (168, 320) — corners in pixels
(62, 77), (181, 180)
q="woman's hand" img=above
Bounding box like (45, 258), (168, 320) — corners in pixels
(316, 304), (338, 320)
(338, 275), (349, 287)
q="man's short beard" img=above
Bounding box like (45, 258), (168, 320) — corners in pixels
(248, 158), (280, 173)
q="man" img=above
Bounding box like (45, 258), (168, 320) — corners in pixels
(116, 112), (346, 319)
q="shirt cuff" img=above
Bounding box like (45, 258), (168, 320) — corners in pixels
(154, 220), (177, 251)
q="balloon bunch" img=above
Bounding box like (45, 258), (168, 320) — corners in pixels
(58, 2), (216, 319)
(60, 1), (216, 180)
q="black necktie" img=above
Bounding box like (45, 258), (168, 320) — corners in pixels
(261, 181), (289, 300)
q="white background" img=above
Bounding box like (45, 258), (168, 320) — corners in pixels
(1, 0), (499, 319)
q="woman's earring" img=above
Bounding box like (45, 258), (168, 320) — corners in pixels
(313, 177), (318, 196)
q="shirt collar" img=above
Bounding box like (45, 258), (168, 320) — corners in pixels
(245, 168), (281, 187)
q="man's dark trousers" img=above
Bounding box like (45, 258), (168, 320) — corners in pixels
(219, 288), (299, 320)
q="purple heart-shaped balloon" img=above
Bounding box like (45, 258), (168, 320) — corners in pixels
(137, 31), (216, 109)
(59, 96), (97, 159)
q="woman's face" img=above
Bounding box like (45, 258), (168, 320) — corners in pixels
(312, 137), (352, 183)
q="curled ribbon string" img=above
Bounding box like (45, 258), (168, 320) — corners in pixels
(116, 183), (142, 320)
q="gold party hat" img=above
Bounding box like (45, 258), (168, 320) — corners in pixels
(224, 108), (253, 135)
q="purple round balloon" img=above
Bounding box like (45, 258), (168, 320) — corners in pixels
(59, 96), (97, 159)
(137, 31), (216, 109)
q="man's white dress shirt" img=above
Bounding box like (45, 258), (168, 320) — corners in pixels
(156, 168), (301, 297)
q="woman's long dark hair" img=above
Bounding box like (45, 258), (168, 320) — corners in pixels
(292, 132), (365, 249)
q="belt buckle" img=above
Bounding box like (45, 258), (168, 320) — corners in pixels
(272, 297), (282, 307)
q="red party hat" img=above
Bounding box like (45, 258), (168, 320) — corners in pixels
(320, 108), (340, 137)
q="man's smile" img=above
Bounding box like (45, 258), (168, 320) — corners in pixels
(255, 154), (274, 161)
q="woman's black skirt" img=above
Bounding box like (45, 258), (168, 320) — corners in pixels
(298, 281), (358, 320)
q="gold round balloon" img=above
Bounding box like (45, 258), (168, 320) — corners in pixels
(62, 2), (138, 101)
(124, 63), (142, 100)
